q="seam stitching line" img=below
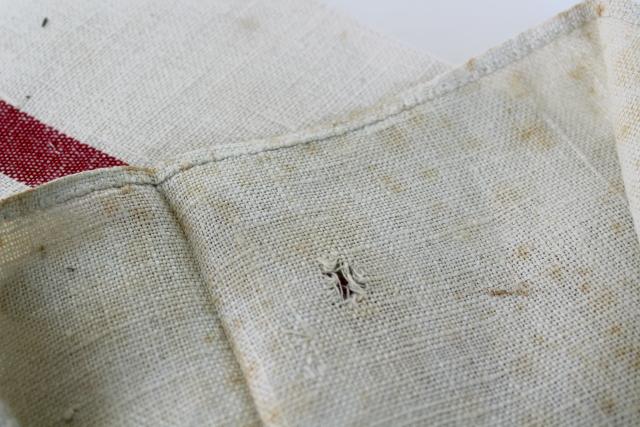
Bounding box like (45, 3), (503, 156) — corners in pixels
(157, 10), (622, 185)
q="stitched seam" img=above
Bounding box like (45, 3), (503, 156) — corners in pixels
(153, 2), (640, 185)
(2, 8), (635, 216)
(3, 3), (637, 209)
(157, 17), (609, 184)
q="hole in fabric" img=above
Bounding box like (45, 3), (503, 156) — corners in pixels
(319, 255), (367, 303)
(330, 269), (351, 300)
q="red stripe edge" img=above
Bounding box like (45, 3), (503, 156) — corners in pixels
(0, 99), (127, 186)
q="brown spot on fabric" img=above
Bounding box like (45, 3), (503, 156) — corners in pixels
(615, 105), (640, 143)
(121, 165), (156, 176)
(595, 3), (605, 17)
(582, 27), (597, 44)
(420, 168), (439, 182)
(508, 71), (530, 99)
(518, 124), (556, 150)
(379, 125), (409, 151)
(579, 282), (591, 294)
(227, 371), (245, 386)
(568, 64), (587, 81)
(619, 123), (632, 140)
(292, 240), (314, 259)
(304, 143), (319, 155)
(608, 180), (625, 196)
(408, 111), (429, 128)
(609, 324), (622, 336)
(204, 334), (215, 344)
(513, 354), (533, 376)
(465, 58), (476, 71)
(120, 184), (134, 195)
(600, 398), (615, 415)
(381, 175), (405, 193)
(231, 319), (243, 330)
(487, 281), (529, 297)
(549, 265), (563, 283)
(101, 198), (119, 217)
(611, 222), (623, 235)
(210, 198), (241, 224)
(488, 289), (515, 297)
(495, 186), (523, 207)
(264, 407), (281, 424)
(515, 245), (530, 260)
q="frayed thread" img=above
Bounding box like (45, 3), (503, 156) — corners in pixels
(319, 254), (367, 304)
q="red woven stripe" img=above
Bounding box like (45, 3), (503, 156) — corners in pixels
(0, 100), (127, 186)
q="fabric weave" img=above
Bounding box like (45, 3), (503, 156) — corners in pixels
(1, 0), (640, 426)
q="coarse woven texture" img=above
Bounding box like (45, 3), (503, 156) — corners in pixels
(2, 0), (640, 426)
(0, 100), (127, 186)
(0, 169), (260, 426)
(0, 0), (448, 197)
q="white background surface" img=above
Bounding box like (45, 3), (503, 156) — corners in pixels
(323, 0), (578, 64)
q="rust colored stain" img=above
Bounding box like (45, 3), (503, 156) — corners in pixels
(515, 245), (530, 260)
(568, 64), (588, 81)
(609, 324), (622, 336)
(487, 282), (529, 297)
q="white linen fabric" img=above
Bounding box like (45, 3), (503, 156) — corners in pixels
(2, 0), (640, 426)
(0, 0), (448, 199)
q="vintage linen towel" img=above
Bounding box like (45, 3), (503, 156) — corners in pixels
(2, 0), (640, 426)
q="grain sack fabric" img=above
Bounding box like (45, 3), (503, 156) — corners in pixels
(2, 0), (640, 426)
(0, 0), (449, 200)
